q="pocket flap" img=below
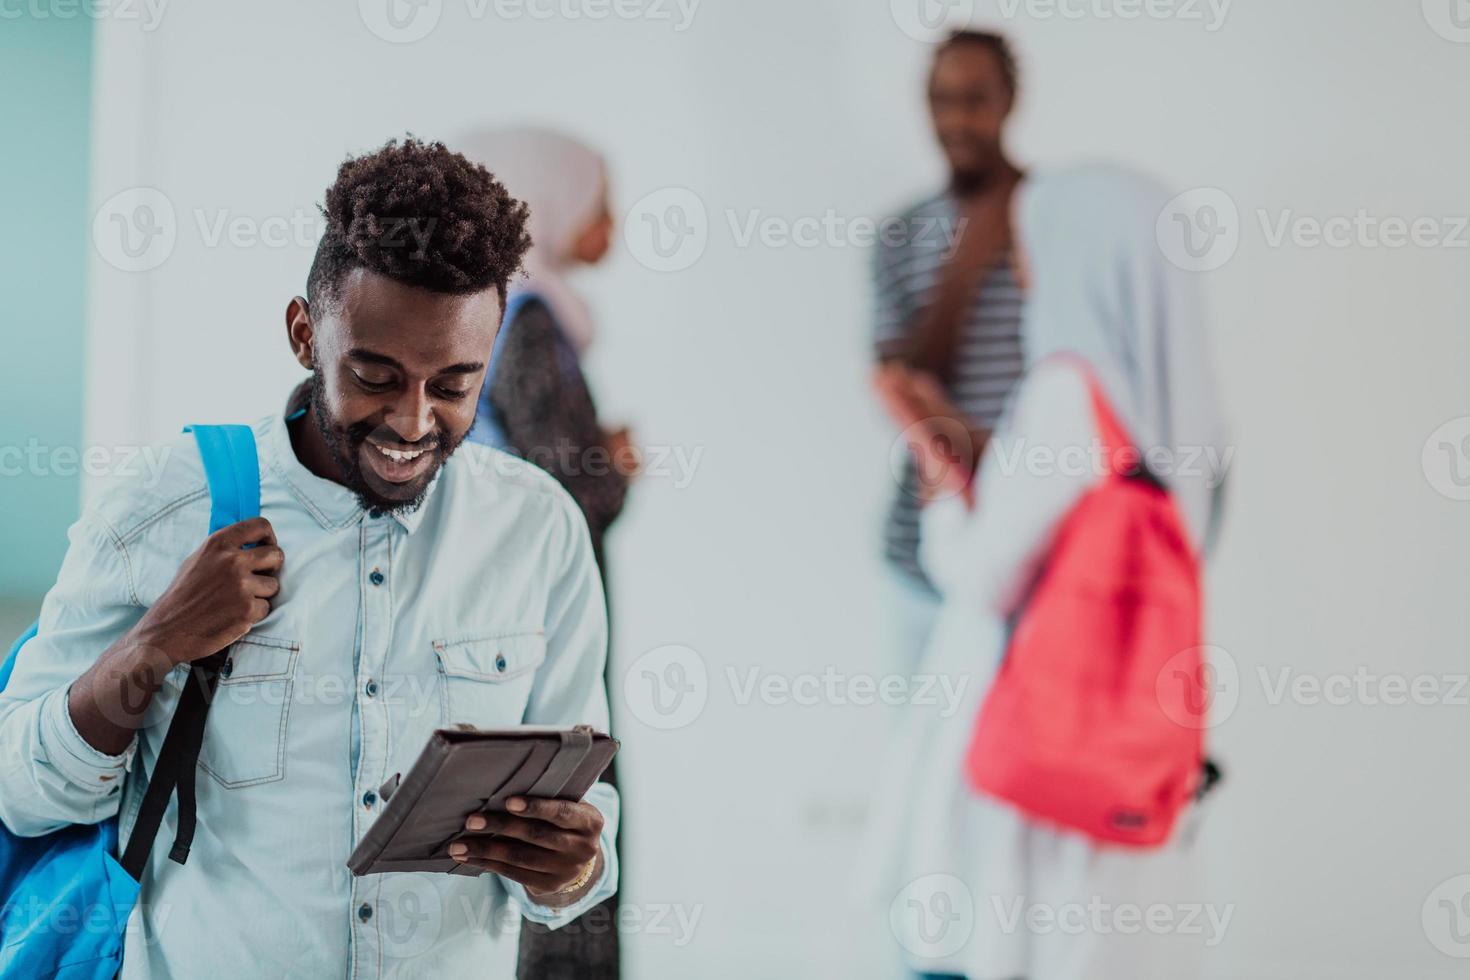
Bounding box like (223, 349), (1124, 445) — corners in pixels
(434, 631), (545, 682)
(221, 634), (300, 684)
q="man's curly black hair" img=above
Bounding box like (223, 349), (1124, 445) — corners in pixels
(938, 30), (1019, 99)
(306, 137), (532, 314)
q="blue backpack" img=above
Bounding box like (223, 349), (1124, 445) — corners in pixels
(0, 424), (260, 979)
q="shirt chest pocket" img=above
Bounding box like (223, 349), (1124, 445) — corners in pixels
(434, 631), (546, 728)
(198, 634), (301, 789)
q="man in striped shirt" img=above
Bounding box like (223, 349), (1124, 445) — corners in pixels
(872, 30), (1026, 665)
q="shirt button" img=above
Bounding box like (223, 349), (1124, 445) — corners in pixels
(495, 654), (508, 673)
(358, 903), (373, 922)
(220, 659), (233, 679)
(368, 508), (383, 519)
(365, 679), (379, 698)
(369, 568), (385, 587)
(362, 790), (377, 808)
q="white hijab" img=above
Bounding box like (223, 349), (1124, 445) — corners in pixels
(1015, 164), (1230, 550)
(456, 127), (607, 351)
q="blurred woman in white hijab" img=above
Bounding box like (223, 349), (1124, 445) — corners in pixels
(457, 126), (634, 980)
(458, 125), (636, 569)
(870, 163), (1230, 980)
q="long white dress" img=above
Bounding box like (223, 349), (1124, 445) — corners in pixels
(872, 360), (1213, 980)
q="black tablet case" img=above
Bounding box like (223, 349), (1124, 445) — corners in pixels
(347, 725), (618, 876)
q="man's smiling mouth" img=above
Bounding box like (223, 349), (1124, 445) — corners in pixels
(362, 437), (439, 485)
(371, 443), (429, 463)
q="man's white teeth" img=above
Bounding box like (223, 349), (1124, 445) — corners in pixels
(376, 445), (426, 463)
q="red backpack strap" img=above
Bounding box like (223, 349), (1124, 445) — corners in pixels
(1041, 351), (1138, 478)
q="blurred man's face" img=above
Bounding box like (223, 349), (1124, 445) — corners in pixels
(928, 44), (1013, 191)
(287, 269), (501, 512)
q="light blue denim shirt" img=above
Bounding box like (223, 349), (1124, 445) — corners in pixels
(0, 408), (619, 978)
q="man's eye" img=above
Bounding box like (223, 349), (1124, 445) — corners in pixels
(433, 385), (471, 401)
(352, 372), (394, 391)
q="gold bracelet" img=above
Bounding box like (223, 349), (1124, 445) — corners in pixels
(556, 850), (600, 896)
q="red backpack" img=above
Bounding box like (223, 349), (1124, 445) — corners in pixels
(964, 358), (1210, 847)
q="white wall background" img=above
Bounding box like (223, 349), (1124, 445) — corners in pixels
(85, 1), (1470, 976)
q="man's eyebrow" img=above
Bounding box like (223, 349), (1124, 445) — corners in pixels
(437, 361), (484, 376)
(346, 348), (483, 375)
(346, 348), (404, 370)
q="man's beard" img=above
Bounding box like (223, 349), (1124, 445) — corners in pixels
(306, 367), (466, 515)
(946, 139), (1007, 198)
(950, 156), (1003, 198)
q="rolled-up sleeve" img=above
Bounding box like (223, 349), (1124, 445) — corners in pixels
(502, 490), (620, 926)
(0, 513), (143, 836)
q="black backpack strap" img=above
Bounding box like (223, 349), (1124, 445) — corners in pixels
(1195, 757), (1224, 802)
(117, 424), (259, 881)
(119, 650), (228, 879)
(167, 651), (229, 864)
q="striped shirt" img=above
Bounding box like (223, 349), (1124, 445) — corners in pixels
(873, 191), (1026, 589)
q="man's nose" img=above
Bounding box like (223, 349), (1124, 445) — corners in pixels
(387, 388), (435, 444)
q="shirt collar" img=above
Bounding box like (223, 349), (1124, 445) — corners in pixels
(264, 392), (437, 536)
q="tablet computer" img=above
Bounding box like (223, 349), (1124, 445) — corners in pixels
(347, 724), (618, 876)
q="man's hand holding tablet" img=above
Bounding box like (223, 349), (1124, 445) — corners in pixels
(450, 796), (606, 907)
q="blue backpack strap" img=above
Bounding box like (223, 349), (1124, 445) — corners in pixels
(120, 423), (261, 874)
(0, 622), (39, 692)
(183, 424), (261, 533)
(469, 290), (544, 451)
(2, 424), (261, 697)
(2, 426), (259, 696)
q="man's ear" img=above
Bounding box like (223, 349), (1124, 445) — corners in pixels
(286, 296), (314, 370)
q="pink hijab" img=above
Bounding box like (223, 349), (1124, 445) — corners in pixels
(456, 127), (607, 351)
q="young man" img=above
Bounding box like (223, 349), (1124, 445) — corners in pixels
(0, 138), (618, 977)
(872, 30), (1026, 665)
